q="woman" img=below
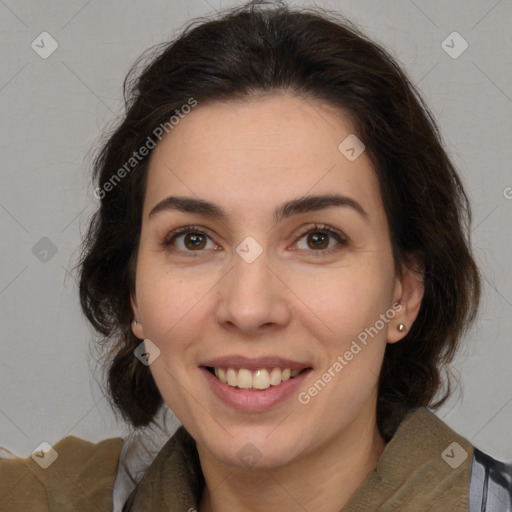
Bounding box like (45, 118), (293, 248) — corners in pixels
(1, 1), (510, 511)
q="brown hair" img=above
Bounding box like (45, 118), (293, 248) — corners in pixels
(77, 0), (481, 440)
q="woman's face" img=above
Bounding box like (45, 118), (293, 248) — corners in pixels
(131, 93), (422, 468)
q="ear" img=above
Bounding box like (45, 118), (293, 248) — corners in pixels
(130, 292), (145, 340)
(387, 255), (424, 344)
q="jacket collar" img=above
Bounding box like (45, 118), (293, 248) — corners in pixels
(122, 407), (474, 511)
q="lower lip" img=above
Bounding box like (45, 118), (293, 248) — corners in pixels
(201, 367), (312, 411)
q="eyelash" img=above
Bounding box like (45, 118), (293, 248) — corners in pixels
(160, 223), (348, 257)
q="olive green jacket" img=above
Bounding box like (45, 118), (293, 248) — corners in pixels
(1, 408), (508, 511)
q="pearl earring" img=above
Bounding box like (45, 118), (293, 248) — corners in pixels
(398, 323), (407, 332)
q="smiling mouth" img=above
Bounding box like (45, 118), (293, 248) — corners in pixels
(205, 366), (310, 391)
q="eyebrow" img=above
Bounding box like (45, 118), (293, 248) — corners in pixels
(148, 193), (369, 223)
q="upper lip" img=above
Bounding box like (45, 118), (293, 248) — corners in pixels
(200, 355), (311, 371)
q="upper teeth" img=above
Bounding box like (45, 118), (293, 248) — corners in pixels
(213, 367), (302, 390)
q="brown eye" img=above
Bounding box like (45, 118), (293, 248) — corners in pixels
(306, 232), (329, 250)
(295, 224), (348, 255)
(161, 226), (217, 254)
(183, 232), (207, 250)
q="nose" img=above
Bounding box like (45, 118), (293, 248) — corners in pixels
(214, 247), (291, 335)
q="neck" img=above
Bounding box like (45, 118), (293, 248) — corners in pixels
(197, 409), (386, 512)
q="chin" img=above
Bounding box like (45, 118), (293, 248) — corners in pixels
(204, 429), (304, 470)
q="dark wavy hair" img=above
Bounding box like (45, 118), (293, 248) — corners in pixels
(77, 0), (481, 440)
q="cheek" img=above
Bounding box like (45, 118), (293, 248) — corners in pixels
(291, 261), (394, 344)
(136, 258), (218, 342)
(295, 271), (391, 416)
(136, 267), (212, 410)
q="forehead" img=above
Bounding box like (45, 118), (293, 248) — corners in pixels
(143, 94), (384, 225)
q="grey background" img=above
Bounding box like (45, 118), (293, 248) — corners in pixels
(1, 0), (511, 460)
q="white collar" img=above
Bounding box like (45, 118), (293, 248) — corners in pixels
(112, 409), (182, 511)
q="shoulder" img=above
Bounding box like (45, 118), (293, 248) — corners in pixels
(0, 435), (123, 512)
(407, 408), (512, 510)
(377, 408), (511, 510)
